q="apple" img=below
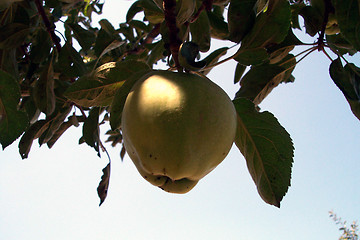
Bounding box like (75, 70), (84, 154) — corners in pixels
(121, 70), (237, 193)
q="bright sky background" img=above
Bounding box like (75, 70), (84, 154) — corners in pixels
(1, 1), (360, 239)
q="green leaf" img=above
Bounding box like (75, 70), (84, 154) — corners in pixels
(0, 23), (31, 49)
(139, 0), (164, 24)
(0, 70), (29, 149)
(190, 4), (211, 52)
(299, 6), (323, 36)
(233, 98), (293, 207)
(329, 58), (360, 120)
(178, 42), (206, 71)
(64, 60), (150, 107)
(126, 0), (143, 22)
(227, 0), (257, 43)
(176, 0), (196, 25)
(235, 64), (287, 105)
(241, 0), (291, 49)
(110, 69), (152, 130)
(67, 23), (96, 51)
(333, 0), (360, 50)
(32, 59), (56, 115)
(234, 48), (269, 66)
(207, 7), (229, 40)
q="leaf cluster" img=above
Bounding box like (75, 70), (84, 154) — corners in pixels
(0, 0), (359, 206)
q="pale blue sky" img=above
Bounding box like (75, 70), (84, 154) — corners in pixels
(1, 1), (359, 239)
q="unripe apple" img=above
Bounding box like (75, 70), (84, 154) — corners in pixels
(121, 70), (237, 193)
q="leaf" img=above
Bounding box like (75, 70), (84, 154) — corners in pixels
(227, 0), (257, 43)
(67, 23), (96, 51)
(178, 42), (206, 71)
(39, 105), (72, 145)
(299, 6), (323, 36)
(18, 120), (50, 159)
(207, 7), (229, 40)
(97, 162), (111, 206)
(333, 0), (360, 50)
(233, 98), (294, 207)
(176, 0), (196, 26)
(126, 0), (143, 22)
(234, 48), (269, 66)
(29, 28), (53, 64)
(55, 42), (86, 78)
(47, 117), (75, 149)
(0, 70), (29, 149)
(234, 63), (247, 84)
(32, 59), (56, 115)
(0, 23), (31, 49)
(110, 69), (152, 130)
(200, 47), (228, 75)
(139, 0), (164, 24)
(235, 64), (287, 105)
(83, 107), (101, 156)
(241, 0), (291, 49)
(329, 58), (360, 120)
(190, 3), (211, 52)
(64, 60), (150, 107)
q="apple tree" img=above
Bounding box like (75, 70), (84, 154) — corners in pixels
(0, 0), (359, 207)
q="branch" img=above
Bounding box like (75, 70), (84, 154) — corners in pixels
(317, 0), (335, 51)
(34, 0), (62, 52)
(163, 0), (182, 71)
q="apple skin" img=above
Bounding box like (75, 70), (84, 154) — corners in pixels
(121, 70), (237, 193)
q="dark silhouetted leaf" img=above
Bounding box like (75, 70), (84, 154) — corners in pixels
(0, 23), (30, 49)
(333, 0), (360, 50)
(0, 70), (29, 149)
(97, 162), (111, 206)
(190, 4), (211, 52)
(67, 23), (96, 51)
(299, 6), (323, 36)
(234, 63), (247, 84)
(329, 58), (360, 120)
(33, 59), (56, 115)
(39, 105), (72, 145)
(18, 120), (50, 159)
(83, 107), (101, 156)
(234, 48), (269, 66)
(241, 0), (291, 49)
(233, 98), (294, 207)
(227, 0), (256, 43)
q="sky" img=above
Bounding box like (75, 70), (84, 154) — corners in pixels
(1, 1), (360, 239)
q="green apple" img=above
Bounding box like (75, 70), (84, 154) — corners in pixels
(121, 70), (237, 193)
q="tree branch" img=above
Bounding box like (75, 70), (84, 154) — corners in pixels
(163, 0), (182, 71)
(34, 0), (62, 52)
(317, 0), (334, 51)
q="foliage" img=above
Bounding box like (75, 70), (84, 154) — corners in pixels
(330, 211), (359, 240)
(0, 0), (359, 206)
